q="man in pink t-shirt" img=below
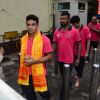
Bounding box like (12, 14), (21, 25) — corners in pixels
(88, 16), (100, 48)
(19, 14), (53, 100)
(70, 16), (91, 88)
(53, 12), (81, 100)
(88, 16), (100, 62)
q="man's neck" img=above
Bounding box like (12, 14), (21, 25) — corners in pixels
(28, 32), (36, 39)
(61, 23), (70, 31)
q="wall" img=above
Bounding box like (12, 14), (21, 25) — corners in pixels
(54, 0), (88, 28)
(0, 0), (53, 35)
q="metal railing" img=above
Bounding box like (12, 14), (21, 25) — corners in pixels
(61, 48), (100, 100)
(89, 48), (100, 100)
(89, 64), (100, 100)
(63, 64), (70, 100)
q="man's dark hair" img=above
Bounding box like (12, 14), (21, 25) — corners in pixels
(70, 15), (80, 24)
(61, 12), (70, 18)
(26, 14), (39, 24)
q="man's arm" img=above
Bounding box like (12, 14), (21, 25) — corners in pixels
(92, 27), (100, 34)
(52, 42), (57, 52)
(77, 41), (81, 60)
(89, 24), (100, 34)
(74, 29), (81, 67)
(34, 52), (52, 63)
(88, 23), (100, 34)
(85, 39), (90, 57)
(74, 41), (81, 67)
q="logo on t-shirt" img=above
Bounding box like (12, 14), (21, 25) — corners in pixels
(57, 34), (61, 39)
(57, 34), (60, 37)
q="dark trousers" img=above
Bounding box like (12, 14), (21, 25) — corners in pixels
(21, 75), (51, 100)
(90, 41), (99, 48)
(58, 62), (73, 100)
(58, 62), (73, 76)
(74, 55), (85, 78)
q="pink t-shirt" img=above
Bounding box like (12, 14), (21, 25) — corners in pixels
(27, 34), (52, 75)
(53, 26), (81, 64)
(88, 22), (100, 42)
(73, 26), (91, 57)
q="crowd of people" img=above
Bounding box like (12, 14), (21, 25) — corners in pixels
(18, 13), (100, 100)
(0, 12), (100, 100)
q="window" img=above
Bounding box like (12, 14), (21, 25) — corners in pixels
(60, 11), (68, 13)
(58, 2), (70, 10)
(78, 3), (85, 10)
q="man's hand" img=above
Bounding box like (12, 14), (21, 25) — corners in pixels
(24, 55), (35, 66)
(0, 47), (4, 55)
(85, 53), (88, 58)
(91, 27), (96, 32)
(74, 58), (80, 67)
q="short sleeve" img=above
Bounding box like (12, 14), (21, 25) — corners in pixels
(74, 29), (81, 43)
(88, 23), (91, 29)
(84, 27), (91, 39)
(43, 35), (53, 54)
(97, 23), (100, 30)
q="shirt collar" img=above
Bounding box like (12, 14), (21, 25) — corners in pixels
(58, 24), (72, 31)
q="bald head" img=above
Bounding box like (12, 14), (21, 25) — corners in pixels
(92, 16), (97, 24)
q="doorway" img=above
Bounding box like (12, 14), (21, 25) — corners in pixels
(88, 0), (98, 23)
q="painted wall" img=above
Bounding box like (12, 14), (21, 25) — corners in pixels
(0, 0), (53, 35)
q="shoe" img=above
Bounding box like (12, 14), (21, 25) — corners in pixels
(75, 78), (80, 88)
(74, 75), (78, 79)
(85, 60), (88, 64)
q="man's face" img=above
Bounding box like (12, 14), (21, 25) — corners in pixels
(92, 16), (97, 24)
(26, 20), (38, 34)
(60, 15), (70, 27)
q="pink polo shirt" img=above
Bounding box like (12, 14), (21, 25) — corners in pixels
(88, 22), (100, 42)
(27, 34), (52, 75)
(73, 26), (91, 57)
(53, 25), (81, 64)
